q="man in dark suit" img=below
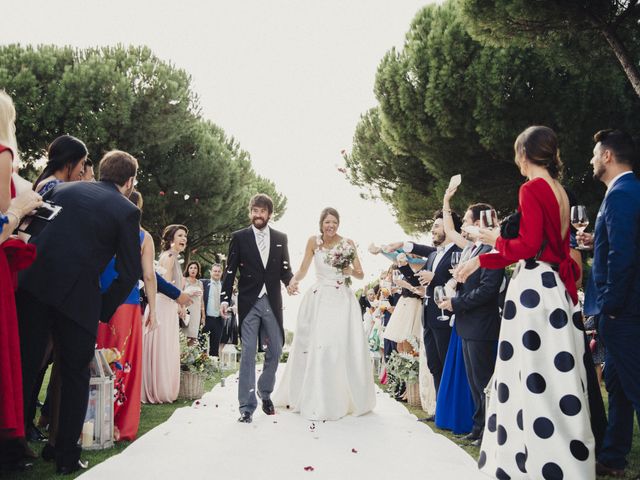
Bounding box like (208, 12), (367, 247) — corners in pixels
(401, 211), (462, 394)
(580, 130), (640, 478)
(202, 263), (225, 356)
(438, 203), (503, 444)
(220, 194), (294, 423)
(17, 150), (141, 474)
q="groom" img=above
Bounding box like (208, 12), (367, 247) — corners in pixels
(220, 193), (295, 423)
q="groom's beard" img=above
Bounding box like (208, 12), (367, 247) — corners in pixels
(252, 217), (269, 229)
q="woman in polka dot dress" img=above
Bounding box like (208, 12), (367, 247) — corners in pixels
(457, 126), (595, 480)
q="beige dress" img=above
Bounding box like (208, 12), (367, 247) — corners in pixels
(141, 250), (182, 403)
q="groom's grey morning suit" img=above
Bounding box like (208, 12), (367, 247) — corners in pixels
(221, 225), (293, 415)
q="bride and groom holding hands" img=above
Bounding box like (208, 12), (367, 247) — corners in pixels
(220, 194), (376, 424)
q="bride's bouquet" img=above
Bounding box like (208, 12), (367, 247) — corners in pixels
(325, 239), (356, 286)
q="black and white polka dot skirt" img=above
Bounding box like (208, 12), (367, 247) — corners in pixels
(478, 260), (595, 480)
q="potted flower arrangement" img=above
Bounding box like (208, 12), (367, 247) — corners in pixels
(179, 332), (218, 400)
(385, 351), (421, 407)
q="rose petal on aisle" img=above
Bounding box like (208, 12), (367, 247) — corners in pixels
(79, 367), (485, 479)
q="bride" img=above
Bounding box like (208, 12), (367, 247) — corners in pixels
(273, 207), (376, 420)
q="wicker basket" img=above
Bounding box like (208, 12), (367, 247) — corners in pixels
(406, 382), (421, 407)
(179, 371), (205, 400)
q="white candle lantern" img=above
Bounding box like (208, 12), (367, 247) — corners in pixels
(220, 344), (239, 370)
(81, 349), (115, 450)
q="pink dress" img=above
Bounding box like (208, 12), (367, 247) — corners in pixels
(141, 250), (182, 403)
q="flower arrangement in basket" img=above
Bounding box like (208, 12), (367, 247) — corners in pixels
(385, 352), (419, 389)
(179, 332), (218, 399)
(385, 351), (421, 406)
(325, 239), (356, 286)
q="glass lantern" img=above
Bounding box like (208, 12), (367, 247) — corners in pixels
(81, 349), (115, 450)
(220, 344), (239, 370)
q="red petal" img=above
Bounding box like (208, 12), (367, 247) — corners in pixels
(304, 466), (315, 471)
(351, 448), (358, 453)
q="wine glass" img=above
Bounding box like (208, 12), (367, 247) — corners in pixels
(433, 286), (450, 321)
(480, 209), (497, 229)
(570, 205), (589, 250)
(450, 251), (462, 269)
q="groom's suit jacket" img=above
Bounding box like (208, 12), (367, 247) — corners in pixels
(585, 172), (640, 317)
(450, 244), (503, 341)
(221, 226), (294, 343)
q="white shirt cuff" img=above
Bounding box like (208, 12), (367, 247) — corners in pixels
(403, 241), (414, 253)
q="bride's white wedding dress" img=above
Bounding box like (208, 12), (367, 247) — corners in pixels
(273, 240), (376, 421)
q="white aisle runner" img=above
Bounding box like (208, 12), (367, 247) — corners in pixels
(80, 368), (485, 479)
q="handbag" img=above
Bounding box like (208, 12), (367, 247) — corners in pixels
(500, 211), (520, 239)
(499, 211), (547, 260)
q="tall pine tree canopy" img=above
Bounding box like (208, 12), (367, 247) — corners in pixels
(346, 0), (640, 233)
(0, 44), (286, 265)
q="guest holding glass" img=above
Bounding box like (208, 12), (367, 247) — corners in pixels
(457, 126), (594, 480)
(438, 187), (504, 444)
(142, 224), (187, 404)
(580, 129), (640, 478)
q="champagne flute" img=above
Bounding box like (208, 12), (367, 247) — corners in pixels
(480, 209), (497, 229)
(571, 205), (589, 250)
(434, 285), (450, 321)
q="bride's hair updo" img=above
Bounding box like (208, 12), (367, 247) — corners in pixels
(514, 126), (564, 179)
(319, 207), (340, 233)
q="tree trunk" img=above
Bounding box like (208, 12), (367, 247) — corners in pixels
(600, 26), (640, 98)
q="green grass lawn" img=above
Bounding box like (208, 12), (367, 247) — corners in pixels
(392, 383), (640, 480)
(8, 367), (231, 480)
(9, 370), (639, 480)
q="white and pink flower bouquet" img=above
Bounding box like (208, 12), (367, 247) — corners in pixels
(325, 240), (356, 286)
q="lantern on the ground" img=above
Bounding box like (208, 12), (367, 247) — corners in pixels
(81, 349), (114, 450)
(220, 344), (239, 370)
(370, 351), (382, 377)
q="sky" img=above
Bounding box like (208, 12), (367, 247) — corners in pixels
(3, 0), (433, 329)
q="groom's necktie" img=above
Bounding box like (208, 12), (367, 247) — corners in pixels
(257, 230), (267, 255)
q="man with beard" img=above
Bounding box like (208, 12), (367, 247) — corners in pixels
(399, 211), (462, 396)
(220, 194), (295, 423)
(579, 129), (640, 478)
(17, 150), (141, 474)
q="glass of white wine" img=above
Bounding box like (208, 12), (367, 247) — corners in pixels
(571, 205), (589, 250)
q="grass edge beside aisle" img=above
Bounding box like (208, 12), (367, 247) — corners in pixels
(15, 366), (234, 480)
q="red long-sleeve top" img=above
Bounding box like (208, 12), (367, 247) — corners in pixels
(479, 177), (579, 305)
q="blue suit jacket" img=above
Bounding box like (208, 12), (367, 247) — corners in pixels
(584, 172), (640, 317)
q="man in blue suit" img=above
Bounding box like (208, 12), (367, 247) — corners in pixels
(580, 129), (640, 478)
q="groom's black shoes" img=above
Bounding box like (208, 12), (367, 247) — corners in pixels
(261, 399), (276, 416)
(238, 412), (253, 423)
